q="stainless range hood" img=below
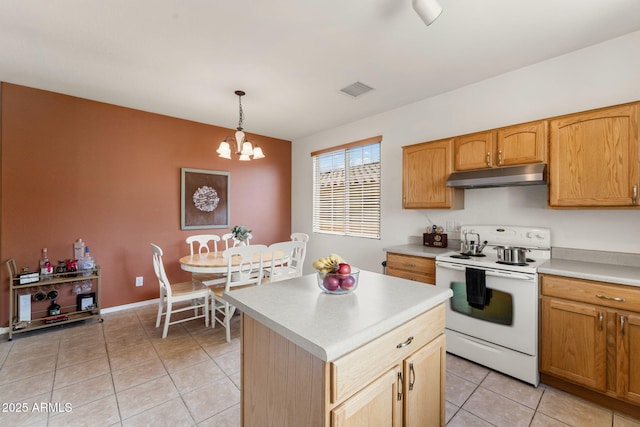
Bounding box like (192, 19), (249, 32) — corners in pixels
(446, 163), (547, 189)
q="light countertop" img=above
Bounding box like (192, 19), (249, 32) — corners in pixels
(539, 259), (640, 287)
(222, 270), (452, 362)
(383, 243), (456, 258)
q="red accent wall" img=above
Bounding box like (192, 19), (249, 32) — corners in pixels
(0, 83), (292, 327)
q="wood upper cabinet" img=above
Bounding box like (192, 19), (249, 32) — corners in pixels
(454, 131), (496, 170)
(402, 138), (462, 209)
(454, 122), (548, 171)
(497, 121), (548, 166)
(549, 103), (640, 207)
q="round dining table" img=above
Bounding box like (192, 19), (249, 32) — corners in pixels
(179, 250), (281, 275)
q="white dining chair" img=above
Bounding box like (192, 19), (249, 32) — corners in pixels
(265, 240), (307, 283)
(185, 234), (224, 285)
(210, 244), (268, 342)
(290, 232), (309, 243)
(186, 234), (221, 255)
(221, 232), (252, 249)
(151, 243), (210, 339)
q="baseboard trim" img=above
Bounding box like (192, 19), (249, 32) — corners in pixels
(1, 298), (160, 337)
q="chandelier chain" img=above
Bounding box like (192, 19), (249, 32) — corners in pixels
(237, 94), (244, 131)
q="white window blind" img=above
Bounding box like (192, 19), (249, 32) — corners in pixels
(312, 137), (381, 239)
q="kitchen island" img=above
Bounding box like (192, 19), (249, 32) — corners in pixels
(223, 270), (453, 427)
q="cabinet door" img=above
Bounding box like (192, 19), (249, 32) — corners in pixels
(540, 298), (606, 391)
(402, 139), (460, 209)
(496, 121), (547, 166)
(549, 103), (639, 207)
(617, 312), (640, 405)
(386, 253), (435, 285)
(404, 334), (446, 427)
(331, 368), (402, 427)
(454, 131), (496, 170)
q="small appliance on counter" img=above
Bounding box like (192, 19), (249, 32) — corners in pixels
(423, 224), (448, 248)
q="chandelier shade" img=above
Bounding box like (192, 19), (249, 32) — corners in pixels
(216, 90), (265, 160)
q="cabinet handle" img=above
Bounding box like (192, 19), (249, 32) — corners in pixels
(409, 363), (416, 391)
(397, 371), (404, 401)
(596, 294), (625, 302)
(403, 263), (417, 267)
(397, 336), (414, 348)
(621, 315), (626, 336)
(598, 312), (604, 331)
(486, 152), (491, 167)
(498, 150), (503, 166)
(633, 184), (638, 205)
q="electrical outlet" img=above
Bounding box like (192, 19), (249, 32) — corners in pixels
(446, 221), (455, 232)
(135, 276), (143, 287)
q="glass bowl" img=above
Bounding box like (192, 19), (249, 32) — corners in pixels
(317, 268), (359, 294)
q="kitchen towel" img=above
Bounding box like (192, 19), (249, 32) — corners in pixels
(465, 267), (489, 309)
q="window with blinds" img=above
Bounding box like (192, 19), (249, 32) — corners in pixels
(312, 137), (381, 239)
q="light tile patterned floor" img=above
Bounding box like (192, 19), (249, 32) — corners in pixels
(0, 303), (639, 426)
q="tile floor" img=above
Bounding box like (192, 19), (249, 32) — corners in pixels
(0, 303), (638, 426)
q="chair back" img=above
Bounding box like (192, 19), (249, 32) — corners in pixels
(267, 240), (306, 282)
(290, 232), (309, 243)
(223, 244), (268, 290)
(151, 243), (173, 297)
(186, 234), (221, 255)
(222, 232), (252, 250)
(5, 258), (17, 278)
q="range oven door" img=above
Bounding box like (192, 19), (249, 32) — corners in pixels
(435, 261), (538, 356)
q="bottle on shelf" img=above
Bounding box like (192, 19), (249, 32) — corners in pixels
(79, 246), (96, 276)
(39, 248), (53, 281)
(48, 300), (61, 316)
(73, 238), (85, 260)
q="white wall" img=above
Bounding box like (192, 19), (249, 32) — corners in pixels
(292, 31), (640, 274)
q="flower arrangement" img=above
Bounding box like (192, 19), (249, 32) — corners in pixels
(231, 225), (252, 242)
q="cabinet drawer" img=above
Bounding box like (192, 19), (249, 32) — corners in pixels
(330, 304), (445, 404)
(386, 253), (435, 275)
(386, 267), (434, 285)
(541, 275), (640, 312)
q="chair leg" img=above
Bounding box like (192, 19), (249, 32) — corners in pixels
(162, 300), (172, 339)
(155, 294), (164, 328)
(204, 294), (210, 327)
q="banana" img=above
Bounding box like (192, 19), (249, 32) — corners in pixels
(312, 254), (346, 273)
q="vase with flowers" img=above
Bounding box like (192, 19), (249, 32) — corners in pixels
(231, 225), (252, 246)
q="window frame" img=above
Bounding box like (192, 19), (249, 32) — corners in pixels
(311, 136), (382, 239)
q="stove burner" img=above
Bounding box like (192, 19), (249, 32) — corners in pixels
(450, 254), (470, 259)
(496, 258), (536, 266)
(461, 253), (486, 257)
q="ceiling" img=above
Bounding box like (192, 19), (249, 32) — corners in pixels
(1, 0), (640, 141)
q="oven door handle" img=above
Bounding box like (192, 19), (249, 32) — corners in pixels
(436, 262), (534, 281)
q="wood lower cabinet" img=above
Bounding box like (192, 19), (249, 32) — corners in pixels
(241, 304), (446, 426)
(540, 275), (640, 417)
(386, 252), (436, 284)
(402, 138), (463, 209)
(549, 102), (639, 207)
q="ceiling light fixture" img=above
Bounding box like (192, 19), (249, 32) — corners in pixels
(412, 0), (443, 26)
(216, 90), (265, 161)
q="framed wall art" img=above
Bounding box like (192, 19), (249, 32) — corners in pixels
(181, 168), (230, 230)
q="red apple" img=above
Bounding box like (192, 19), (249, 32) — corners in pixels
(340, 275), (356, 290)
(337, 263), (351, 274)
(323, 275), (340, 291)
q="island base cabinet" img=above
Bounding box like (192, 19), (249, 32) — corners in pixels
(331, 368), (402, 427)
(240, 304), (446, 427)
(404, 334), (446, 427)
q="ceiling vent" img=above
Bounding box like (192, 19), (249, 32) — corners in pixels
(340, 81), (374, 97)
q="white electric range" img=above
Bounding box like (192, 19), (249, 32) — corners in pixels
(435, 225), (551, 386)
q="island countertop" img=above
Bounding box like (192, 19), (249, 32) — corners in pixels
(222, 270), (452, 362)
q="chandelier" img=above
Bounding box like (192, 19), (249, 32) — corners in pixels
(216, 90), (265, 161)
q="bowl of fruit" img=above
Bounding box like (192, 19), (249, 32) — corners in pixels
(312, 254), (359, 295)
